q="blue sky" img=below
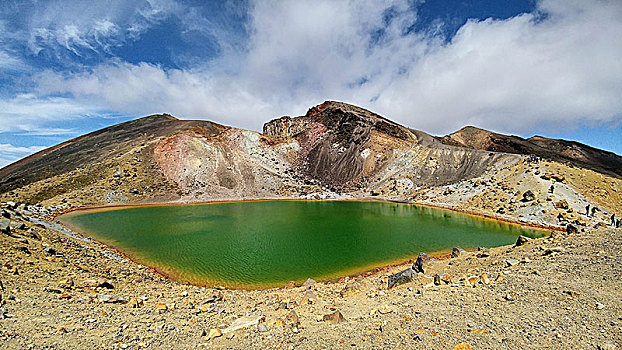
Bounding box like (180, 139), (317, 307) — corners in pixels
(1, 0), (621, 167)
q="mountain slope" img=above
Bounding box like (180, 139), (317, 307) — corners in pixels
(0, 101), (620, 220)
(441, 126), (622, 177)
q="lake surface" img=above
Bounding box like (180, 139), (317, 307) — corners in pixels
(59, 200), (545, 289)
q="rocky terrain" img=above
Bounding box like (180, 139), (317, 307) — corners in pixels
(1, 101), (621, 349)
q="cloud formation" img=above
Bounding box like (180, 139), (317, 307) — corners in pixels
(24, 0), (621, 136)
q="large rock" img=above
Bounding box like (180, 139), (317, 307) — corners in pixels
(388, 268), (415, 289)
(413, 253), (431, 273)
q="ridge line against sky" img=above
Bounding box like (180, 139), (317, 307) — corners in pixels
(0, 0), (621, 167)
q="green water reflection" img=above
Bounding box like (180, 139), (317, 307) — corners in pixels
(59, 200), (545, 288)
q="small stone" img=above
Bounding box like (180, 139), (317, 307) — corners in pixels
(59, 278), (74, 289)
(155, 303), (168, 311)
(467, 276), (479, 286)
(598, 342), (617, 350)
(284, 281), (296, 288)
(413, 253), (431, 273)
(13, 245), (30, 254)
(98, 281), (114, 289)
(377, 306), (392, 314)
(128, 298), (144, 308)
(480, 273), (490, 285)
(434, 273), (451, 285)
(544, 247), (565, 255)
(522, 190), (536, 202)
(99, 295), (127, 304)
(275, 318), (286, 327)
(453, 343), (474, 350)
(286, 310), (300, 327)
(0, 219), (10, 234)
(323, 310), (345, 324)
(206, 328), (222, 340)
(302, 278), (316, 287)
(223, 316), (264, 333)
(514, 235), (531, 247)
(59, 293), (72, 299)
(566, 224), (578, 234)
(476, 248), (490, 258)
(257, 323), (268, 332)
(554, 200), (569, 209)
(505, 259), (519, 267)
(451, 247), (466, 258)
(595, 302), (605, 310)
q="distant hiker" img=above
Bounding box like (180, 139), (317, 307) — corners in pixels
(586, 204), (591, 217)
(549, 185), (554, 194)
(611, 214), (616, 226)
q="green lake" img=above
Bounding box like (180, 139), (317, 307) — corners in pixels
(58, 200), (546, 289)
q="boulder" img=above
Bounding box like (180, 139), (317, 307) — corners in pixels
(413, 253), (431, 273)
(388, 268), (415, 289)
(451, 247), (466, 258)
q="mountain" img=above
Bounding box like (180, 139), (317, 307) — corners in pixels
(442, 126), (622, 177)
(0, 101), (620, 214)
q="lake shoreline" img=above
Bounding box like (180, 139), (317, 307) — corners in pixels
(55, 200), (550, 290)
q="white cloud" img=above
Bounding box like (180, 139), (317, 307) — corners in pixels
(0, 50), (27, 71)
(24, 0), (179, 55)
(0, 144), (47, 168)
(13, 0), (622, 138)
(0, 93), (104, 133)
(374, 0), (622, 134)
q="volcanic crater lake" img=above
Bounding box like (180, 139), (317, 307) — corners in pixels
(59, 200), (545, 289)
